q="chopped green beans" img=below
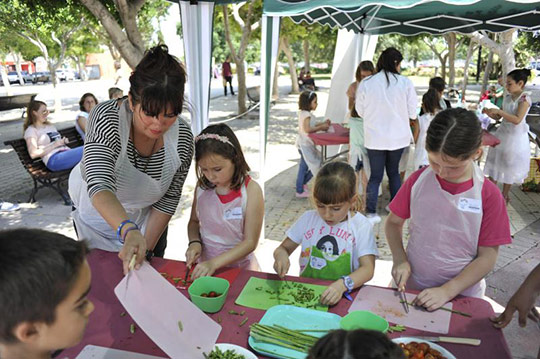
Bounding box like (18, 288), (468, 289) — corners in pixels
(203, 347), (246, 359)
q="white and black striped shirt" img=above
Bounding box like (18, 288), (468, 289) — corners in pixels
(82, 99), (194, 216)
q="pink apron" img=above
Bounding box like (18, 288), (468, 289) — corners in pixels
(407, 164), (485, 298)
(196, 183), (259, 270)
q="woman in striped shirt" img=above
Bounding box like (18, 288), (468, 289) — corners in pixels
(69, 45), (194, 274)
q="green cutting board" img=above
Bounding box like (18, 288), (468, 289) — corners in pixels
(235, 277), (329, 312)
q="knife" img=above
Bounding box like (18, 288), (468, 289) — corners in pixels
(411, 336), (481, 346)
(399, 290), (409, 314)
(124, 254), (137, 295)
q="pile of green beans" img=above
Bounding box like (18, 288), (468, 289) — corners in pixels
(250, 324), (319, 353)
(203, 347), (246, 359)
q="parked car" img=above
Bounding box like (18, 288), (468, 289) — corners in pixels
(6, 71), (33, 84)
(32, 71), (52, 84)
(55, 68), (75, 81)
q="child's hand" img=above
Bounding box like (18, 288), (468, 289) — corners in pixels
(185, 242), (202, 268)
(490, 283), (540, 328)
(273, 252), (290, 278)
(320, 280), (346, 306)
(325, 119), (331, 126)
(412, 286), (452, 311)
(391, 260), (411, 291)
(191, 259), (217, 280)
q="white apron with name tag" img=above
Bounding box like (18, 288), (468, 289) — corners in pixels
(407, 164), (485, 298)
(196, 183), (259, 270)
(69, 101), (180, 251)
(296, 110), (322, 175)
(484, 93), (531, 184)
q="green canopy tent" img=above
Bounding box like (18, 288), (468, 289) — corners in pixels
(259, 0), (540, 167)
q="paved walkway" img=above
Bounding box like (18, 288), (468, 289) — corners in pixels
(1, 78), (539, 358)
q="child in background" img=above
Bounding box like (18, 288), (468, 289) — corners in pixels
(108, 87), (124, 100)
(274, 161), (378, 306)
(0, 229), (93, 359)
(295, 91), (331, 198)
(347, 61), (375, 208)
(483, 69), (533, 204)
(413, 88), (442, 170)
(187, 124), (263, 279)
(386, 108), (511, 311)
(306, 329), (405, 359)
(75, 93), (98, 141)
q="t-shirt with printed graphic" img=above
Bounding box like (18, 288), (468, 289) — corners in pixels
(24, 124), (69, 166)
(286, 210), (378, 280)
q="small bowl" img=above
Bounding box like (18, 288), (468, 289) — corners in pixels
(340, 310), (389, 333)
(188, 276), (230, 313)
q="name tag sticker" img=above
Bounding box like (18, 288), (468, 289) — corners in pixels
(223, 207), (243, 220)
(310, 256), (327, 270)
(457, 197), (482, 213)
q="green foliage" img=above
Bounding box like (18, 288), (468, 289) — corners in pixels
(283, 20), (337, 68)
(514, 31), (540, 68)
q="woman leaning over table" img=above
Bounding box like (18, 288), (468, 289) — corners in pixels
(69, 45), (194, 273)
(355, 47), (418, 225)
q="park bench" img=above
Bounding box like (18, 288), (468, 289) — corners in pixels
(0, 93), (38, 118)
(246, 86), (260, 108)
(3, 126), (83, 205)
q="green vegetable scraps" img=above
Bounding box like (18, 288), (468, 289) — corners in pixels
(249, 323), (319, 353)
(400, 300), (472, 317)
(203, 347), (246, 359)
(239, 317), (249, 327)
(265, 281), (324, 309)
(178, 320), (183, 332)
(120, 311), (126, 317)
(130, 323), (136, 334)
(387, 325), (406, 333)
(228, 310), (240, 315)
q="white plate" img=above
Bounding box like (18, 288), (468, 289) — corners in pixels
(392, 337), (457, 359)
(215, 343), (258, 359)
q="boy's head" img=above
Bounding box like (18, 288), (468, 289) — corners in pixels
(0, 229), (92, 354)
(307, 329), (405, 359)
(108, 87), (124, 100)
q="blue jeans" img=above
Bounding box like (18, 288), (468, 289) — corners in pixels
(365, 147), (405, 214)
(46, 146), (84, 171)
(296, 150), (313, 193)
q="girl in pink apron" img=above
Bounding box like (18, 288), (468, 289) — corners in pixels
(386, 108), (512, 311)
(186, 124), (263, 279)
(274, 161), (378, 306)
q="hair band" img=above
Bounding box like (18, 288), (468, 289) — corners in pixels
(195, 133), (234, 147)
(308, 91), (316, 100)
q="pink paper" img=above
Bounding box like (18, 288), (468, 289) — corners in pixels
(349, 286), (452, 334)
(114, 262), (221, 358)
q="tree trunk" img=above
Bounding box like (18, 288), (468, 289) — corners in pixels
(481, 50), (494, 94)
(0, 64), (12, 96)
(302, 39), (310, 73)
(445, 33), (457, 88)
(281, 37), (300, 94)
(461, 41), (476, 100)
(71, 55), (88, 81)
(468, 29), (516, 82)
(272, 39), (284, 99)
(79, 0), (145, 69)
(13, 53), (24, 85)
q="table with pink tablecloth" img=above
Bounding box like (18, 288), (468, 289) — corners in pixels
(60, 250), (512, 359)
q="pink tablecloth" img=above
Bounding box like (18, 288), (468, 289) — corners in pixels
(60, 250), (512, 359)
(308, 124), (349, 146)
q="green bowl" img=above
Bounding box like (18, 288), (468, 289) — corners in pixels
(340, 310), (389, 333)
(188, 276), (230, 313)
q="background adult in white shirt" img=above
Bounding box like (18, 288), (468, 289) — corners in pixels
(355, 47), (417, 223)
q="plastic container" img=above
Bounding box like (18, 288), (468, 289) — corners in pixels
(339, 310), (389, 333)
(188, 276), (230, 313)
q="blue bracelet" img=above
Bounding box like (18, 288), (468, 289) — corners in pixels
(116, 220), (138, 242)
(121, 226), (140, 244)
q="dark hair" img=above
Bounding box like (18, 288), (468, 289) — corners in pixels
(299, 91), (317, 111)
(429, 76), (446, 93)
(376, 47), (403, 86)
(195, 123), (250, 191)
(108, 87), (123, 100)
(307, 329), (405, 359)
(129, 44), (186, 117)
(426, 108), (482, 160)
(507, 68), (531, 85)
(79, 93), (98, 112)
(355, 60), (375, 82)
(0, 229), (89, 343)
(23, 100), (48, 131)
(313, 161), (356, 205)
(316, 235), (339, 256)
(422, 88), (442, 115)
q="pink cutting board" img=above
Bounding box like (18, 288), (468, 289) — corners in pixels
(348, 286), (452, 334)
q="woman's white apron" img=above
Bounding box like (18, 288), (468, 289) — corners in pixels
(69, 101), (180, 251)
(407, 164), (485, 298)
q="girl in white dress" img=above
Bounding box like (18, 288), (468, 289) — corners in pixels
(413, 88), (443, 170)
(483, 69), (532, 203)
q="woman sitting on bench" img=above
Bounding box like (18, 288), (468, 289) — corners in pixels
(23, 100), (84, 172)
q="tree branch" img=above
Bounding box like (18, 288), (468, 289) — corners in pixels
(232, 3), (245, 28)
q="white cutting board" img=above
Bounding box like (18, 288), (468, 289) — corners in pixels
(349, 286), (453, 334)
(75, 345), (166, 359)
(114, 262), (221, 359)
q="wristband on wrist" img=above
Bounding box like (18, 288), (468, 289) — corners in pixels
(188, 240), (203, 247)
(117, 220), (138, 243)
(121, 226), (139, 244)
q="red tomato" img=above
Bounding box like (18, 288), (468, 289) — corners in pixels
(201, 293), (208, 297)
(208, 291), (217, 297)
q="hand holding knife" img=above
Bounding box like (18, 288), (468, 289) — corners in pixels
(399, 289), (410, 314)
